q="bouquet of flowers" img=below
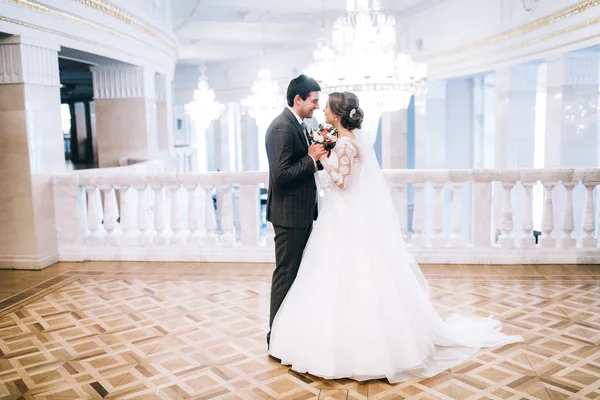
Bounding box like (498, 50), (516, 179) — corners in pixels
(307, 124), (338, 150)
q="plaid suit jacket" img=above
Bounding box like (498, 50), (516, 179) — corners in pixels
(265, 108), (319, 228)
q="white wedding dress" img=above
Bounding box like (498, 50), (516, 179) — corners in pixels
(268, 134), (523, 383)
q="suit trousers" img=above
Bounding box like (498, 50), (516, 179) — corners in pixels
(267, 223), (313, 346)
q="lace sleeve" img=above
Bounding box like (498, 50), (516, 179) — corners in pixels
(321, 141), (357, 190)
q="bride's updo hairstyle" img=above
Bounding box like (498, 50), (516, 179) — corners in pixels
(328, 91), (364, 131)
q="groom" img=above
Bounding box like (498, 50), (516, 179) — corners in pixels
(265, 74), (326, 347)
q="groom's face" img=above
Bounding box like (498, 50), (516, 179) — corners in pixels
(297, 91), (320, 119)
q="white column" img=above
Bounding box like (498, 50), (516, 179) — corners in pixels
(414, 91), (427, 169)
(91, 65), (159, 167)
(380, 110), (407, 169)
(445, 77), (474, 169)
(0, 36), (63, 269)
(545, 53), (600, 168)
(173, 90), (194, 146)
(472, 75), (485, 169)
(425, 80), (446, 168)
(211, 103), (238, 172)
(155, 73), (175, 153)
(482, 74), (496, 168)
(241, 113), (259, 171)
(494, 63), (538, 169)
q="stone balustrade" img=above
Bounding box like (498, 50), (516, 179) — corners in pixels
(52, 168), (600, 264)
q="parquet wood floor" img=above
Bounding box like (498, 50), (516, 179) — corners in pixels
(1, 262), (599, 399)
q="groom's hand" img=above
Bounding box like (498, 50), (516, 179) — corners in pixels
(309, 144), (327, 161)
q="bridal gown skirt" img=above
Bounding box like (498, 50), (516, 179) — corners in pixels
(268, 191), (523, 383)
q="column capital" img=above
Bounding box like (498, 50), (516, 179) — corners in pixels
(91, 65), (156, 99)
(546, 52), (599, 87)
(0, 36), (60, 86)
(494, 63), (539, 93)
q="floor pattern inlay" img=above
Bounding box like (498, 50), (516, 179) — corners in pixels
(0, 265), (599, 399)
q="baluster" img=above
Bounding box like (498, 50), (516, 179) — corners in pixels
(392, 183), (408, 239)
(232, 185), (242, 237)
(168, 182), (184, 244)
(101, 185), (120, 245)
(472, 180), (494, 250)
(540, 181), (557, 248)
(135, 183), (151, 245)
(191, 151), (199, 172)
(499, 181), (515, 248)
(239, 184), (260, 246)
(152, 183), (169, 245)
(520, 181), (536, 248)
(219, 184), (236, 246)
(85, 185), (104, 244)
(430, 182), (445, 247)
(202, 184), (218, 245)
(581, 181), (598, 248)
(117, 184), (135, 245)
(187, 153), (193, 172)
(411, 182), (426, 247)
(561, 182), (577, 249)
(450, 181), (465, 247)
(186, 182), (201, 245)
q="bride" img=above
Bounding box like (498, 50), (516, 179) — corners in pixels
(268, 91), (523, 383)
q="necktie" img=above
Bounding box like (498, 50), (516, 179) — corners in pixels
(300, 122), (310, 147)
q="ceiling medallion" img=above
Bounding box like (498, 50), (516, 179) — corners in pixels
(523, 0), (540, 11)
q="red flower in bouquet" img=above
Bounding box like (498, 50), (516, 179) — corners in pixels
(306, 123), (338, 150)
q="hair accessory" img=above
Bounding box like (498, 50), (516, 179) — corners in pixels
(349, 108), (356, 118)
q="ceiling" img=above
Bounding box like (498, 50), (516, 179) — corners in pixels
(170, 0), (440, 65)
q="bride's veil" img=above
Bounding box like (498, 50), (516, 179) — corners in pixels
(353, 129), (430, 293)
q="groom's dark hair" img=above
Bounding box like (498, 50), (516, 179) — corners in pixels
(286, 75), (321, 107)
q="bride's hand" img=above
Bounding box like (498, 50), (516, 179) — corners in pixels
(319, 152), (328, 163)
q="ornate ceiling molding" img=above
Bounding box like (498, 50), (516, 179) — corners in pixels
(4, 0), (177, 54)
(0, 15), (142, 60)
(418, 0), (600, 61)
(434, 30), (600, 79)
(439, 14), (600, 67)
(72, 0), (176, 50)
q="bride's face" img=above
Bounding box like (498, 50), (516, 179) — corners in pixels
(323, 102), (336, 125)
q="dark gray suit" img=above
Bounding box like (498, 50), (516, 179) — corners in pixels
(265, 108), (320, 346)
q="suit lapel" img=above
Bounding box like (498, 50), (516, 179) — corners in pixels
(283, 108), (309, 151)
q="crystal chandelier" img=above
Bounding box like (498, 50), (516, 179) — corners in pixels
(185, 66), (224, 133)
(241, 66), (283, 126)
(185, 66), (224, 171)
(305, 0), (427, 142)
(241, 66), (284, 170)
